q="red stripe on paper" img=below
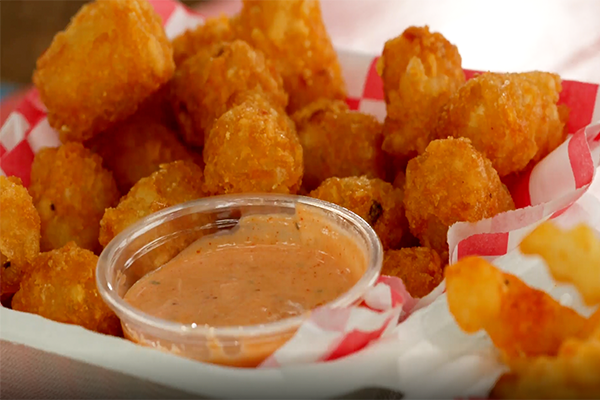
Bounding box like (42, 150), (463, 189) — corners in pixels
(456, 232), (509, 260)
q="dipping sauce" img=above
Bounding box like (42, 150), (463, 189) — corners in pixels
(123, 209), (366, 328)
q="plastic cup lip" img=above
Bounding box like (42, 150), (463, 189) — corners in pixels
(97, 193), (383, 339)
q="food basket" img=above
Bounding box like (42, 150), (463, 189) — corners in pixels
(1, 0), (600, 398)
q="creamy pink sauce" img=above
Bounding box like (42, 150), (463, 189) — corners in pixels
(124, 207), (367, 328)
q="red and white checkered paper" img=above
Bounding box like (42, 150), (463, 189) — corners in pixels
(1, 0), (599, 371)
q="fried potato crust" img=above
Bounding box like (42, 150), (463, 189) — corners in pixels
(291, 99), (385, 191)
(170, 40), (288, 147)
(12, 242), (121, 335)
(310, 176), (409, 250)
(378, 26), (465, 162)
(29, 143), (120, 253)
(404, 138), (514, 259)
(172, 15), (236, 66)
(86, 113), (199, 194)
(33, 0), (175, 143)
(236, 0), (346, 112)
(434, 72), (567, 177)
(0, 176), (41, 295)
(203, 94), (303, 195)
(99, 160), (205, 247)
(382, 247), (443, 298)
(521, 222), (600, 307)
(491, 324), (600, 399)
(446, 256), (588, 359)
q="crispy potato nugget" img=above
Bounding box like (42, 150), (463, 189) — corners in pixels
(491, 325), (600, 399)
(382, 247), (443, 298)
(435, 72), (567, 177)
(172, 15), (236, 66)
(521, 222), (600, 307)
(236, 0), (346, 113)
(12, 242), (121, 335)
(203, 94), (303, 195)
(99, 160), (205, 247)
(291, 99), (385, 191)
(0, 177), (41, 296)
(310, 176), (408, 250)
(33, 0), (175, 143)
(404, 138), (514, 259)
(171, 40), (288, 147)
(446, 256), (588, 358)
(30, 143), (120, 253)
(86, 114), (199, 194)
(378, 26), (465, 161)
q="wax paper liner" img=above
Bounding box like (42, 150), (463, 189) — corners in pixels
(1, 0), (600, 394)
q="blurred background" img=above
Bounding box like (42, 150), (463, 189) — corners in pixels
(1, 0), (599, 118)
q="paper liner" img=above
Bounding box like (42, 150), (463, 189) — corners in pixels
(1, 0), (600, 396)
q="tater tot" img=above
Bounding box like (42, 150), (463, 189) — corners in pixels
(29, 143), (120, 253)
(86, 113), (199, 194)
(203, 94), (303, 195)
(236, 0), (346, 113)
(170, 40), (288, 147)
(377, 26), (465, 162)
(382, 247), (443, 298)
(33, 0), (175, 143)
(310, 176), (409, 250)
(0, 177), (41, 296)
(404, 138), (515, 261)
(291, 99), (385, 191)
(434, 72), (567, 177)
(404, 138), (514, 259)
(446, 256), (588, 358)
(172, 15), (236, 66)
(12, 242), (121, 336)
(99, 160), (205, 247)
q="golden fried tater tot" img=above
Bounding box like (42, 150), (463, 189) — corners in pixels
(236, 0), (346, 113)
(377, 26), (465, 162)
(203, 94), (303, 195)
(491, 324), (600, 399)
(170, 40), (288, 147)
(172, 15), (236, 66)
(310, 176), (409, 250)
(0, 177), (40, 296)
(392, 170), (406, 191)
(291, 99), (385, 191)
(12, 242), (121, 336)
(404, 138), (514, 259)
(521, 222), (600, 307)
(99, 160), (205, 247)
(29, 143), (120, 253)
(382, 247), (443, 298)
(86, 114), (199, 194)
(434, 72), (567, 177)
(33, 0), (175, 143)
(446, 256), (588, 359)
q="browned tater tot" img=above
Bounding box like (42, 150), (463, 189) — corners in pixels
(203, 93), (303, 195)
(29, 143), (120, 253)
(236, 0), (347, 113)
(404, 138), (514, 260)
(99, 160), (206, 247)
(291, 99), (385, 191)
(0, 176), (41, 296)
(382, 247), (443, 298)
(12, 242), (121, 336)
(310, 176), (409, 250)
(378, 26), (465, 162)
(33, 0), (175, 142)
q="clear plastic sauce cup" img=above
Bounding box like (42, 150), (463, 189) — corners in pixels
(97, 194), (383, 367)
